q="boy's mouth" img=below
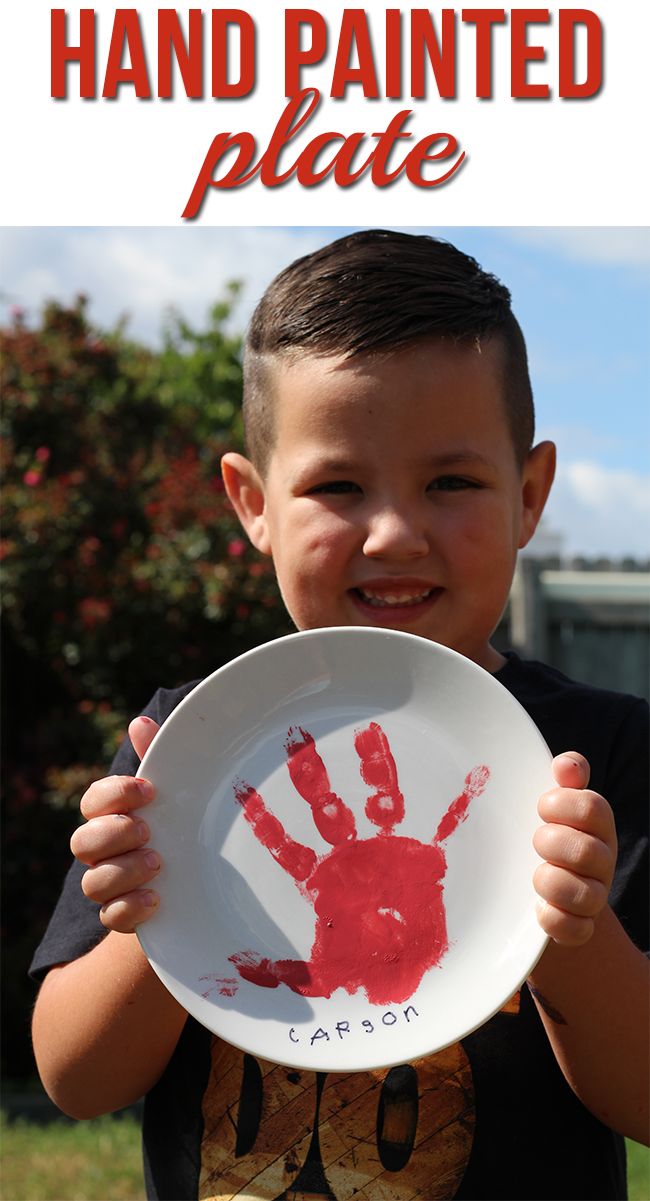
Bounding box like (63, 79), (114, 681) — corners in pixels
(343, 583), (442, 629)
(353, 585), (436, 608)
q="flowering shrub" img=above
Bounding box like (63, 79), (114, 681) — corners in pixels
(1, 296), (291, 1080)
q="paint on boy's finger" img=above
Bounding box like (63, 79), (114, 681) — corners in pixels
(555, 753), (589, 776)
(135, 778), (155, 800)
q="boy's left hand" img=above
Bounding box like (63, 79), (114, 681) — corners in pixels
(533, 753), (617, 947)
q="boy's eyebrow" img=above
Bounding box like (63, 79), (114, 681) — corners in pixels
(424, 450), (497, 469)
(295, 449), (498, 477)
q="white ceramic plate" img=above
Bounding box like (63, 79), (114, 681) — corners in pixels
(137, 627), (552, 1072)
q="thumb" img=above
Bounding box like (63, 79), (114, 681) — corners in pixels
(128, 715), (160, 763)
(551, 751), (590, 791)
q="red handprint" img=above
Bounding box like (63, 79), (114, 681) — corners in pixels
(230, 723), (489, 1006)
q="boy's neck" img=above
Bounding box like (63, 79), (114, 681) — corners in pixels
(479, 644), (508, 674)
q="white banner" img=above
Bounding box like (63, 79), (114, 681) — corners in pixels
(1, 0), (647, 225)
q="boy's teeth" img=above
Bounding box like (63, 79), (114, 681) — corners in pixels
(358, 587), (431, 607)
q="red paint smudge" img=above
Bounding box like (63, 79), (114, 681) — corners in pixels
(199, 975), (240, 998)
(230, 951), (313, 993)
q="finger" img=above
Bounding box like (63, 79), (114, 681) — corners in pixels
(533, 823), (614, 888)
(81, 848), (161, 905)
(434, 763), (490, 845)
(285, 727), (357, 844)
(354, 722), (404, 834)
(533, 862), (608, 918)
(80, 775), (155, 821)
(537, 787), (617, 847)
(71, 812), (150, 867)
(536, 900), (595, 947)
(99, 889), (160, 934)
(234, 779), (317, 882)
(551, 752), (590, 790)
(128, 716), (160, 763)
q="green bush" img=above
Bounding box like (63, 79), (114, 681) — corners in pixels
(1, 296), (292, 1081)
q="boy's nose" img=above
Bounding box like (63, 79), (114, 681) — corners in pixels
(362, 506), (430, 560)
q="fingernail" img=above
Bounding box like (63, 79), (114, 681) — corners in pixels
(145, 851), (160, 871)
(135, 778), (154, 800)
(136, 819), (149, 843)
(142, 890), (159, 907)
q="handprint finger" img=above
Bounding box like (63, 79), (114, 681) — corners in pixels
(355, 722), (405, 832)
(285, 727), (356, 844)
(434, 765), (490, 845)
(234, 780), (317, 881)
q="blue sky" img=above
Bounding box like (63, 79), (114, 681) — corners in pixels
(1, 226), (648, 557)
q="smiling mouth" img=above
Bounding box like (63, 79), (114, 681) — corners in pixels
(353, 586), (438, 609)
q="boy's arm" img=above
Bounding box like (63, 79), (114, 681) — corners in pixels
(530, 753), (649, 1145)
(32, 717), (186, 1119)
(32, 931), (187, 1119)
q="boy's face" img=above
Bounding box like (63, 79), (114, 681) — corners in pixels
(223, 340), (555, 671)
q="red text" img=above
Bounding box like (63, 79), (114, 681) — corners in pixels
(182, 88), (465, 218)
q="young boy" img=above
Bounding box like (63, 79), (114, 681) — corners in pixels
(31, 231), (648, 1200)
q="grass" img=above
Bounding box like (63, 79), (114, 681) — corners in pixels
(0, 1112), (145, 1201)
(1, 1112), (648, 1200)
(628, 1139), (650, 1201)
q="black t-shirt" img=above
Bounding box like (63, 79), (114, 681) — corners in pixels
(30, 654), (649, 1200)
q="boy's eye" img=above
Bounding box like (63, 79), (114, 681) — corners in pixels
(307, 480), (362, 495)
(428, 476), (481, 492)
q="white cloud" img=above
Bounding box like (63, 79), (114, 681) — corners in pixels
(505, 227), (650, 271)
(544, 460), (650, 557)
(0, 227), (329, 344)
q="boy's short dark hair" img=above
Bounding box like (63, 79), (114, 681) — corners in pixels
(244, 229), (535, 471)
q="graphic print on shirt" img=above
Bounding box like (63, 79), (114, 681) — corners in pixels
(199, 993), (521, 1201)
(226, 722), (490, 1005)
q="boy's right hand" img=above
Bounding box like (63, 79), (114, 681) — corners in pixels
(70, 716), (162, 933)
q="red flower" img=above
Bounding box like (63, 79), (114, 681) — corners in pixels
(78, 597), (112, 629)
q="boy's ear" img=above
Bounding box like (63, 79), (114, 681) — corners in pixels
(518, 440), (557, 549)
(221, 452), (272, 556)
